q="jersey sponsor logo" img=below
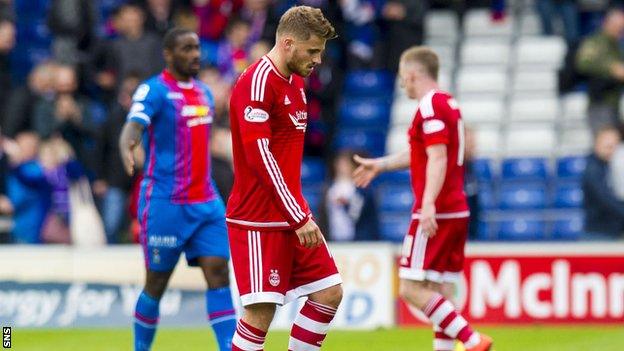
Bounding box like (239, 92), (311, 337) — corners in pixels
(181, 105), (210, 117)
(284, 95), (291, 105)
(129, 102), (145, 114)
(244, 106), (269, 122)
(269, 269), (280, 287)
(133, 84), (150, 101)
(288, 111), (307, 131)
(448, 98), (459, 110)
(167, 92), (184, 100)
(423, 119), (445, 134)
(186, 116), (213, 127)
(148, 235), (178, 248)
(300, 88), (307, 104)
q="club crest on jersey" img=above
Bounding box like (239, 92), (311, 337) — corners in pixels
(300, 88), (307, 104)
(269, 269), (280, 287)
(284, 95), (291, 105)
(244, 106), (270, 122)
(289, 111), (307, 131)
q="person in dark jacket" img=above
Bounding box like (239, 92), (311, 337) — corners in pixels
(319, 150), (380, 241)
(93, 74), (141, 243)
(582, 127), (624, 239)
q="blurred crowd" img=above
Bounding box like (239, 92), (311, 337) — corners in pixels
(1, 0), (624, 244)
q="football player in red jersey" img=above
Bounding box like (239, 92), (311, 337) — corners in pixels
(354, 47), (493, 351)
(227, 6), (343, 351)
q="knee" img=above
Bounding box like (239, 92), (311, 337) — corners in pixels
(243, 303), (276, 331)
(203, 260), (230, 288)
(311, 284), (343, 309)
(144, 276), (170, 299)
(399, 280), (426, 308)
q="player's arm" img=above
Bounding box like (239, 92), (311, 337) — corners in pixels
(119, 82), (160, 176)
(119, 121), (144, 176)
(235, 87), (321, 248)
(352, 150), (410, 188)
(420, 144), (447, 238)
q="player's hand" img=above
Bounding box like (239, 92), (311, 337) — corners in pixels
(352, 154), (382, 188)
(295, 219), (324, 249)
(121, 141), (136, 176)
(420, 203), (438, 238)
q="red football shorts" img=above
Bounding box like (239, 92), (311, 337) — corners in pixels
(228, 225), (342, 306)
(399, 217), (469, 283)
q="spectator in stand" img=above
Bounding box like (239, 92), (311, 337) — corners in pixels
(47, 0), (98, 66)
(240, 0), (271, 44)
(215, 16), (252, 83)
(143, 0), (175, 37)
(0, 130), (13, 243)
(535, 0), (579, 46)
(192, 0), (243, 41)
(105, 4), (164, 86)
(0, 19), (15, 127)
(3, 62), (57, 137)
(339, 0), (380, 68)
(319, 150), (379, 241)
(199, 66), (231, 125)
(94, 74), (141, 243)
(377, 0), (428, 72)
(32, 64), (98, 176)
(4, 132), (49, 244)
(583, 127), (624, 239)
(576, 8), (624, 135)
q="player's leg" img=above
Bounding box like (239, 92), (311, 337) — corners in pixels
(227, 227), (292, 351)
(197, 256), (237, 351)
(134, 199), (183, 351)
(399, 219), (492, 351)
(185, 200), (236, 351)
(430, 281), (455, 351)
(288, 235), (343, 350)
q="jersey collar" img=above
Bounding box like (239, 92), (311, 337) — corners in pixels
(161, 69), (195, 89)
(262, 56), (293, 84)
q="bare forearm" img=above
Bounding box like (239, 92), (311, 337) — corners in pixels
(422, 155), (447, 205)
(119, 121), (144, 153)
(378, 150), (410, 172)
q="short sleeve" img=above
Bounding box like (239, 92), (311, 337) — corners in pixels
(127, 82), (162, 126)
(422, 96), (451, 147)
(235, 80), (273, 144)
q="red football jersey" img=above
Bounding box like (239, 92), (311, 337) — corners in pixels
(226, 56), (311, 230)
(408, 90), (469, 217)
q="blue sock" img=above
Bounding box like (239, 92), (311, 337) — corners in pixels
(206, 287), (236, 351)
(134, 291), (160, 351)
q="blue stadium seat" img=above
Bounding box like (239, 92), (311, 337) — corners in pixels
(379, 215), (410, 242)
(551, 212), (584, 240)
(472, 158), (494, 181)
(475, 219), (496, 241)
(302, 185), (323, 215)
(301, 158), (325, 185)
(499, 183), (547, 210)
(478, 185), (497, 210)
(498, 216), (546, 240)
(15, 0), (50, 17)
(334, 129), (386, 156)
(557, 156), (587, 179)
(344, 70), (394, 98)
(553, 182), (583, 208)
(338, 98), (390, 129)
(378, 185), (413, 213)
(376, 170), (411, 185)
(501, 157), (548, 181)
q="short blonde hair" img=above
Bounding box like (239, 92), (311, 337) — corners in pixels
(400, 46), (439, 81)
(277, 6), (337, 41)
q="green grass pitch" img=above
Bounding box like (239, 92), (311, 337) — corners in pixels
(11, 326), (624, 350)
